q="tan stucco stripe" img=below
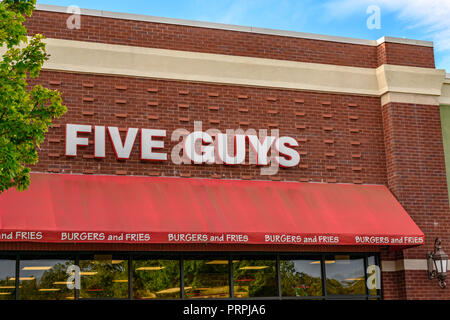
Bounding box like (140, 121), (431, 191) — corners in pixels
(381, 259), (448, 272)
(382, 93), (440, 106)
(41, 38), (379, 96)
(441, 81), (450, 106)
(2, 38), (447, 104)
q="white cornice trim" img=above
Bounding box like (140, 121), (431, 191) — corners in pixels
(35, 3), (433, 48)
(376, 36), (433, 48)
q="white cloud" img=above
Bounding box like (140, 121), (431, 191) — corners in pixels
(323, 0), (450, 53)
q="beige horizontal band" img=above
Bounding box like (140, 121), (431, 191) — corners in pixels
(377, 65), (445, 97)
(40, 38), (380, 96)
(382, 259), (424, 272)
(382, 93), (440, 106)
(441, 81), (450, 106)
(381, 259), (450, 272)
(2, 37), (447, 104)
(36, 4), (434, 48)
(35, 38), (445, 104)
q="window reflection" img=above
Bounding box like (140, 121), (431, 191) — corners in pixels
(0, 259), (15, 300)
(132, 259), (180, 299)
(280, 257), (323, 297)
(19, 258), (75, 300)
(1, 253), (380, 300)
(233, 258), (277, 298)
(184, 258), (229, 298)
(79, 255), (128, 299)
(325, 255), (365, 295)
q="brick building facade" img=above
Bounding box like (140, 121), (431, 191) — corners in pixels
(1, 4), (450, 300)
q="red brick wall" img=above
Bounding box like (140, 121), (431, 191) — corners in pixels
(377, 42), (435, 68)
(30, 71), (387, 185)
(24, 10), (435, 69)
(380, 249), (406, 299)
(382, 270), (407, 300)
(381, 102), (450, 299)
(403, 271), (450, 300)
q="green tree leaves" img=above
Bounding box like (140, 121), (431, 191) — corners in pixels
(0, 0), (66, 193)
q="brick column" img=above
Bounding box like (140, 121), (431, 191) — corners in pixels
(381, 101), (450, 299)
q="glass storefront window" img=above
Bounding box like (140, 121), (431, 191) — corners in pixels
(184, 258), (229, 299)
(132, 258), (180, 299)
(233, 257), (277, 298)
(19, 257), (75, 300)
(0, 258), (16, 300)
(79, 255), (128, 299)
(280, 256), (323, 297)
(2, 253), (380, 300)
(325, 255), (366, 296)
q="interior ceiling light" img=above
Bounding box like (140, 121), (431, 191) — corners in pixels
(39, 288), (61, 292)
(206, 260), (229, 265)
(22, 266), (52, 271)
(9, 277), (35, 281)
(53, 281), (75, 285)
(136, 267), (166, 271)
(156, 287), (192, 294)
(239, 266), (269, 270)
(310, 260), (336, 264)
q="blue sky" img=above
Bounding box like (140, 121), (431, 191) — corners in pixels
(36, 0), (450, 72)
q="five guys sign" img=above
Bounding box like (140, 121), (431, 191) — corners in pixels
(65, 123), (301, 167)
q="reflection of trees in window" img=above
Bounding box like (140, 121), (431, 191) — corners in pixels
(19, 261), (74, 300)
(79, 259), (128, 299)
(184, 260), (229, 299)
(233, 259), (277, 298)
(133, 260), (180, 299)
(0, 260), (15, 300)
(1, 253), (379, 300)
(325, 257), (366, 295)
(325, 278), (365, 295)
(280, 261), (322, 297)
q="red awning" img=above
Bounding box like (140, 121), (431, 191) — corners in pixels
(0, 173), (424, 246)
